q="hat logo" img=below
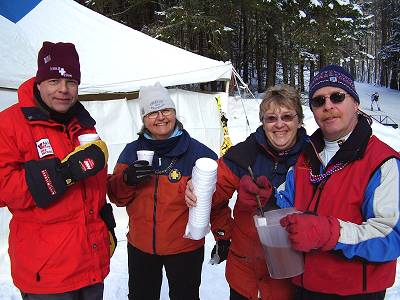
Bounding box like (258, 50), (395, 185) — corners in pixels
(49, 66), (72, 78)
(329, 76), (338, 82)
(149, 100), (165, 111)
(44, 55), (51, 64)
(59, 68), (66, 76)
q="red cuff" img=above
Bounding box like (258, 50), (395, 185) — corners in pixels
(321, 216), (340, 251)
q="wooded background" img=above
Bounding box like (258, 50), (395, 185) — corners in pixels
(76, 0), (400, 93)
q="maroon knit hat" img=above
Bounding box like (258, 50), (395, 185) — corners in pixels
(35, 41), (81, 84)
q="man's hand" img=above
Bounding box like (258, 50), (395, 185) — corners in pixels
(24, 140), (108, 208)
(60, 140), (108, 184)
(238, 175), (272, 212)
(123, 160), (154, 186)
(25, 158), (68, 208)
(210, 239), (231, 265)
(280, 213), (340, 252)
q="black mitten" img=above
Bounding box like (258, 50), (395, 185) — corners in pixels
(123, 160), (155, 186)
(100, 203), (117, 257)
(210, 239), (231, 265)
(25, 158), (68, 208)
(60, 142), (106, 184)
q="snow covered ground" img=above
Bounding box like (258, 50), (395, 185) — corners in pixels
(0, 82), (400, 299)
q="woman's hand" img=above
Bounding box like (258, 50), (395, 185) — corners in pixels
(185, 179), (197, 207)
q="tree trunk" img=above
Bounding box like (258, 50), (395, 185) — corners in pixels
(255, 12), (264, 92)
(266, 31), (275, 88)
(309, 61), (316, 90)
(298, 60), (304, 92)
(241, 1), (249, 83)
(390, 63), (399, 90)
(289, 63), (296, 87)
(319, 51), (326, 69)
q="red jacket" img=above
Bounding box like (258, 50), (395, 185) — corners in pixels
(212, 127), (306, 299)
(215, 161), (295, 300)
(0, 78), (110, 293)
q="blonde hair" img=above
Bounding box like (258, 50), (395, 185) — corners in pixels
(259, 84), (304, 124)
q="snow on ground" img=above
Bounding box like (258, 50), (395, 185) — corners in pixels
(0, 82), (399, 299)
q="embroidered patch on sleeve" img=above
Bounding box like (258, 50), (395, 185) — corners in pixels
(36, 138), (54, 158)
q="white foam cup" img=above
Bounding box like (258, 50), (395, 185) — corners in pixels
(78, 133), (100, 145)
(137, 150), (155, 165)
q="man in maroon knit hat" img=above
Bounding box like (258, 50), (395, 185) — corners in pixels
(0, 41), (115, 299)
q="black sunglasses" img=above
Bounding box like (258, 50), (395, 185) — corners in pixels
(310, 92), (347, 108)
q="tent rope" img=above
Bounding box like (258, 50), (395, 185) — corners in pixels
(231, 68), (258, 133)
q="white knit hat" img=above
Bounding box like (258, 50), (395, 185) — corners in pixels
(139, 82), (175, 118)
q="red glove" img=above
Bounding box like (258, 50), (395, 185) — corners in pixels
(280, 213), (340, 252)
(238, 175), (272, 212)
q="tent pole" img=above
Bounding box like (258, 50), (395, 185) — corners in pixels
(225, 80), (230, 94)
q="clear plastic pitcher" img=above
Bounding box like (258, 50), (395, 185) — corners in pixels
(254, 207), (304, 279)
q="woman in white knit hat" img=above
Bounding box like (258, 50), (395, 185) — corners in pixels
(107, 82), (231, 300)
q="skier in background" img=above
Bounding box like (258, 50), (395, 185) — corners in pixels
(371, 91), (381, 111)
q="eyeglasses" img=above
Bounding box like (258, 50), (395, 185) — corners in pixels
(263, 113), (297, 123)
(310, 92), (347, 108)
(146, 108), (175, 119)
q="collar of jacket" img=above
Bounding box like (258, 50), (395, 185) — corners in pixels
(304, 114), (372, 170)
(17, 77), (95, 128)
(137, 129), (190, 158)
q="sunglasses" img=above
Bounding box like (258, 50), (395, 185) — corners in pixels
(310, 92), (347, 108)
(146, 108), (175, 119)
(263, 113), (297, 123)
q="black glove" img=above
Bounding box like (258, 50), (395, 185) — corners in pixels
(25, 158), (68, 208)
(60, 141), (107, 185)
(100, 203), (117, 257)
(123, 160), (155, 186)
(24, 141), (107, 209)
(210, 239), (231, 265)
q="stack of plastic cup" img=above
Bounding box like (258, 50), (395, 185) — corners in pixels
(184, 157), (218, 240)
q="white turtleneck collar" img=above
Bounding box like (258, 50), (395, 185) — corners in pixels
(319, 131), (352, 166)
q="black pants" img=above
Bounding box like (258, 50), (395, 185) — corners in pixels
(294, 287), (386, 300)
(20, 283), (104, 300)
(230, 288), (249, 300)
(128, 243), (204, 300)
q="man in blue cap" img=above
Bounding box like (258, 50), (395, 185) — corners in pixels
(249, 65), (400, 299)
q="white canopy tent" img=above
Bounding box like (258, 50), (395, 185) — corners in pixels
(0, 0), (233, 159)
(0, 0), (232, 92)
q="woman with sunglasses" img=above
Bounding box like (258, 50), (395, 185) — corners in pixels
(277, 65), (400, 299)
(107, 82), (223, 300)
(185, 84), (307, 299)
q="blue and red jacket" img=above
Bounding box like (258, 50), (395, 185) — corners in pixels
(212, 125), (307, 299)
(107, 130), (231, 255)
(277, 115), (400, 295)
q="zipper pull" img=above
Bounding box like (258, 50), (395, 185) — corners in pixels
(159, 157), (161, 166)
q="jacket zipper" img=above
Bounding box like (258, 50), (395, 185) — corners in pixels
(302, 179), (327, 288)
(152, 175), (159, 254)
(312, 180), (327, 214)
